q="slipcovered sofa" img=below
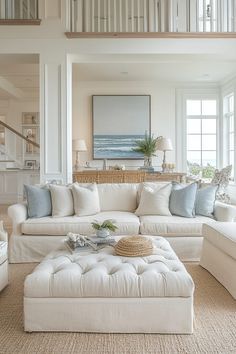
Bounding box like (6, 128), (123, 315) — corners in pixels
(8, 183), (236, 263)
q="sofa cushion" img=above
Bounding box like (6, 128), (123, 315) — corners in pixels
(135, 184), (172, 216)
(170, 183), (198, 218)
(72, 183), (100, 216)
(21, 211), (140, 236)
(140, 215), (215, 237)
(202, 223), (236, 260)
(97, 183), (138, 212)
(24, 185), (52, 218)
(195, 185), (217, 218)
(49, 184), (74, 217)
(137, 182), (170, 204)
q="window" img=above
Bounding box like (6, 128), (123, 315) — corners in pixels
(224, 93), (234, 179)
(186, 98), (217, 178)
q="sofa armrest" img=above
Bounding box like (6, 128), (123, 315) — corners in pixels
(8, 203), (28, 235)
(0, 220), (7, 241)
(214, 201), (236, 222)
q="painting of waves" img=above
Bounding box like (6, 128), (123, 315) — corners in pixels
(94, 134), (144, 159)
(92, 95), (150, 159)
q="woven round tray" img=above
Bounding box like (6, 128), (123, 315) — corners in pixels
(115, 235), (153, 257)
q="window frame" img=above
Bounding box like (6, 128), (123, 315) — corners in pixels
(176, 90), (220, 173)
(223, 92), (234, 179)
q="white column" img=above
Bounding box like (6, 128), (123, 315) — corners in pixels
(40, 53), (72, 184)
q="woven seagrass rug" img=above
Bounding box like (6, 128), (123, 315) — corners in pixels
(0, 263), (236, 354)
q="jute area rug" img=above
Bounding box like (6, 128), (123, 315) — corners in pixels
(0, 263), (236, 354)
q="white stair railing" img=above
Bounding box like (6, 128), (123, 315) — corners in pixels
(0, 0), (38, 20)
(69, 0), (236, 33)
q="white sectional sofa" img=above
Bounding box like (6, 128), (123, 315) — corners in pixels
(8, 183), (236, 263)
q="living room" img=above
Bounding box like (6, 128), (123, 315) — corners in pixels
(0, 1), (236, 354)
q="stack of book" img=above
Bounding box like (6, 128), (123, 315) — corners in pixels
(64, 234), (116, 254)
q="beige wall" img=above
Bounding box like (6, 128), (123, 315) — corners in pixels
(72, 80), (176, 169)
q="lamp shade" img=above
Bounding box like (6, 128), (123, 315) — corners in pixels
(156, 137), (173, 151)
(72, 139), (87, 152)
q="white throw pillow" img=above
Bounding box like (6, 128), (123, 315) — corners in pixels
(135, 183), (172, 216)
(72, 183), (100, 216)
(137, 181), (170, 204)
(50, 184), (74, 217)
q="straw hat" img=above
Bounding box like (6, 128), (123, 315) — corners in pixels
(115, 235), (153, 257)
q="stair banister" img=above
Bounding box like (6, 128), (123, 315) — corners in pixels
(0, 120), (40, 148)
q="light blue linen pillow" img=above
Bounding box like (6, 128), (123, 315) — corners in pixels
(24, 185), (52, 218)
(195, 185), (217, 218)
(169, 182), (198, 218)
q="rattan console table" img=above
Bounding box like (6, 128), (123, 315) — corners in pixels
(73, 170), (186, 184)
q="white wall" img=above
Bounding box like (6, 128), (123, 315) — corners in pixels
(72, 80), (176, 169)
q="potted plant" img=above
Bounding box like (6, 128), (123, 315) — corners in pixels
(91, 219), (118, 238)
(133, 133), (160, 167)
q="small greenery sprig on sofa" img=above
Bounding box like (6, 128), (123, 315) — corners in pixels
(91, 219), (118, 232)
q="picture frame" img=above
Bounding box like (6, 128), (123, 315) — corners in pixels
(92, 95), (151, 160)
(22, 112), (39, 125)
(22, 127), (39, 154)
(24, 160), (37, 169)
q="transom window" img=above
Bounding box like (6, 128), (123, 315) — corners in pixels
(186, 98), (217, 178)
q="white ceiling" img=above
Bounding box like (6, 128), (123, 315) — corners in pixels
(0, 54), (39, 99)
(73, 54), (236, 83)
(0, 53), (235, 99)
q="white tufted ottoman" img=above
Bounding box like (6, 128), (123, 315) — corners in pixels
(24, 237), (194, 333)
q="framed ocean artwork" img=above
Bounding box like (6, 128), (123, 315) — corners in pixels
(92, 95), (151, 159)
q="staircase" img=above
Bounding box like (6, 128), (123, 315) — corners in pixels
(0, 120), (40, 170)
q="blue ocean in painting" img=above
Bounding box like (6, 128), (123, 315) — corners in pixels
(94, 135), (145, 159)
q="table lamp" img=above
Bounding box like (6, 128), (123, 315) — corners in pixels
(73, 139), (87, 170)
(156, 137), (173, 172)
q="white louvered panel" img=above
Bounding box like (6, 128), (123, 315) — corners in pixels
(91, 0), (95, 32)
(137, 0), (140, 32)
(84, 0), (90, 31)
(69, 0), (236, 34)
(216, 0), (221, 31)
(196, 0), (199, 31)
(19, 0), (23, 19)
(210, 0), (213, 31)
(12, 0), (15, 19)
(107, 0), (111, 32)
(148, 0), (154, 31)
(160, 0), (167, 31)
(186, 0), (190, 31)
(27, 0), (30, 18)
(154, 0), (158, 32)
(131, 0), (134, 32)
(125, 0), (128, 32)
(113, 0), (117, 31)
(119, 0), (122, 31)
(143, 0), (147, 31)
(203, 0), (206, 32)
(70, 0), (74, 31)
(226, 0), (229, 31)
(97, 0), (100, 32)
(104, 0), (107, 32)
(76, 0), (83, 32)
(0, 1), (5, 19)
(233, 0), (236, 31)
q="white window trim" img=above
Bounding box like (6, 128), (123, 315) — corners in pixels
(222, 89), (235, 180)
(176, 89), (220, 173)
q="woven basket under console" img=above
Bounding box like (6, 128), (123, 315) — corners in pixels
(115, 235), (153, 257)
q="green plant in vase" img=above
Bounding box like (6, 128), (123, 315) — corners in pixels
(91, 219), (118, 238)
(133, 133), (159, 167)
